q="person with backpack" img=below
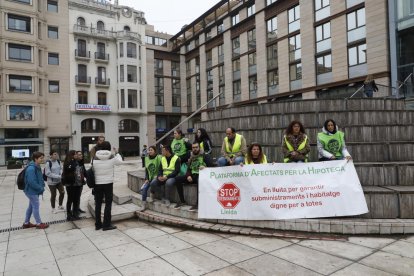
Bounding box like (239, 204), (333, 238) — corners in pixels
(62, 150), (82, 221)
(23, 151), (49, 229)
(45, 150), (64, 214)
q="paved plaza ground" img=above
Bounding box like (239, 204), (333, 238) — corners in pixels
(0, 160), (413, 275)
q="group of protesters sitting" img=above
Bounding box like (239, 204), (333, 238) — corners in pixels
(140, 119), (352, 212)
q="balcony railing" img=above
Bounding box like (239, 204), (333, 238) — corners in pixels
(75, 49), (90, 59)
(75, 75), (91, 85)
(95, 78), (110, 86)
(94, 52), (109, 61)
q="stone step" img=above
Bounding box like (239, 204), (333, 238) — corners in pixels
(87, 197), (139, 222)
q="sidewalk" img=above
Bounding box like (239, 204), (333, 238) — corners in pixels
(0, 162), (413, 275)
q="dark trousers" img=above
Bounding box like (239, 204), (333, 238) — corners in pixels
(75, 185), (83, 211)
(141, 156), (145, 168)
(94, 183), (113, 227)
(175, 174), (199, 204)
(66, 186), (81, 217)
(49, 183), (65, 208)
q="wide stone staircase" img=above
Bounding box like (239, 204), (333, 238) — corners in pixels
(124, 98), (414, 235)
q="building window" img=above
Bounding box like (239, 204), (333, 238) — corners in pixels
(120, 89), (125, 108)
(219, 85), (225, 105)
(127, 65), (137, 82)
(97, 21), (105, 32)
(186, 79), (192, 110)
(7, 14), (31, 33)
(232, 37), (240, 57)
(288, 5), (300, 33)
(316, 54), (332, 74)
(248, 53), (256, 68)
(119, 119), (139, 133)
(290, 63), (302, 81)
(77, 17), (85, 26)
(219, 65), (225, 85)
(155, 77), (164, 106)
(15, 0), (31, 4)
(268, 69), (279, 89)
(47, 0), (58, 12)
(267, 16), (277, 42)
(98, 92), (107, 105)
(267, 0), (276, 6)
(77, 39), (87, 57)
(205, 29), (212, 41)
(289, 34), (301, 62)
(247, 4), (255, 17)
(267, 44), (278, 69)
(233, 59), (241, 80)
(48, 26), (58, 39)
(249, 75), (257, 97)
(172, 79), (181, 107)
(346, 0), (365, 9)
(8, 43), (32, 62)
(77, 64), (87, 83)
(347, 8), (366, 43)
(120, 65), (124, 82)
(48, 52), (59, 65)
(96, 42), (106, 59)
(217, 22), (224, 34)
(248, 29), (256, 50)
(348, 43), (366, 66)
(196, 57), (200, 74)
(128, 90), (137, 108)
(196, 75), (201, 108)
(97, 67), (106, 84)
(78, 91), (87, 104)
(155, 59), (163, 75)
(316, 22), (331, 53)
(232, 14), (239, 26)
(9, 75), (32, 93)
(233, 80), (241, 100)
(49, 80), (59, 93)
(81, 119), (105, 133)
(119, 42), (124, 57)
(124, 26), (130, 31)
(172, 61), (180, 77)
(127, 42), (137, 58)
(206, 50), (212, 68)
(315, 0), (330, 21)
(186, 61), (191, 76)
(217, 45), (224, 65)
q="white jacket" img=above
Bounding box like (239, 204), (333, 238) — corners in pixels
(93, 150), (123, 185)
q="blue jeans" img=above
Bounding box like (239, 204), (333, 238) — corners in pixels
(25, 194), (42, 224)
(217, 156), (244, 166)
(141, 181), (151, 202)
(150, 177), (176, 201)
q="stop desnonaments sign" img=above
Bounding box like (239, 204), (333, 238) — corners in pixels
(217, 182), (241, 209)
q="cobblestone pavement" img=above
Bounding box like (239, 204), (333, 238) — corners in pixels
(0, 161), (413, 275)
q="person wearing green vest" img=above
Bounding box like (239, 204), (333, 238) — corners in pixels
(317, 119), (352, 161)
(150, 144), (181, 206)
(218, 127), (247, 166)
(244, 142), (268, 164)
(174, 142), (214, 211)
(140, 145), (161, 211)
(171, 129), (191, 163)
(282, 120), (310, 163)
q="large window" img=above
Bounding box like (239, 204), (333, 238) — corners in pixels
(48, 53), (59, 65)
(289, 34), (301, 62)
(218, 44), (224, 63)
(288, 5), (300, 33)
(96, 42), (106, 59)
(315, 0), (330, 21)
(77, 39), (87, 57)
(7, 14), (31, 33)
(120, 65), (124, 82)
(78, 91), (87, 104)
(119, 119), (139, 133)
(316, 54), (332, 74)
(233, 80), (241, 100)
(249, 75), (257, 98)
(233, 59), (241, 80)
(248, 29), (256, 50)
(97, 21), (105, 32)
(48, 26), (58, 39)
(267, 0), (276, 5)
(77, 17), (85, 26)
(9, 75), (32, 93)
(196, 75), (201, 108)
(49, 81), (59, 93)
(47, 0), (58, 12)
(347, 8), (366, 43)
(290, 63), (302, 81)
(127, 42), (137, 58)
(128, 89), (137, 108)
(232, 37), (240, 57)
(154, 59), (163, 75)
(267, 17), (277, 42)
(186, 79), (192, 110)
(348, 43), (366, 66)
(267, 44), (278, 69)
(98, 92), (107, 105)
(247, 4), (255, 17)
(172, 79), (181, 107)
(127, 65), (137, 82)
(171, 61), (180, 77)
(155, 77), (164, 106)
(232, 13), (240, 26)
(8, 43), (31, 62)
(316, 22), (331, 53)
(268, 69), (279, 94)
(119, 42), (124, 57)
(97, 67), (106, 84)
(81, 119), (105, 133)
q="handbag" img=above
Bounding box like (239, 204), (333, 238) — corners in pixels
(85, 159), (96, 188)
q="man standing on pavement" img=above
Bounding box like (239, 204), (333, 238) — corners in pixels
(45, 150), (64, 213)
(217, 127), (247, 166)
(75, 151), (86, 214)
(89, 135), (105, 160)
(174, 142), (213, 211)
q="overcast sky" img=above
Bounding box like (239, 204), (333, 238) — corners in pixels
(118, 0), (221, 35)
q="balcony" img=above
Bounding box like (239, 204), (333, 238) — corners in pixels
(75, 75), (91, 86)
(94, 52), (109, 62)
(75, 50), (90, 61)
(116, 30), (141, 43)
(73, 24), (116, 39)
(95, 78), (110, 87)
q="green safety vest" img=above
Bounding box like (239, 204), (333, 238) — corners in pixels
(317, 131), (344, 158)
(189, 155), (207, 174)
(171, 138), (187, 157)
(200, 141), (204, 150)
(284, 135), (308, 163)
(161, 155), (179, 176)
(245, 154), (268, 165)
(145, 155), (161, 180)
(225, 133), (242, 157)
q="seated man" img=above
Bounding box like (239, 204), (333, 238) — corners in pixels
(217, 127), (247, 166)
(150, 145), (181, 206)
(174, 142), (213, 211)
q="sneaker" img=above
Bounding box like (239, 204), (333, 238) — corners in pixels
(36, 223), (49, 229)
(173, 202), (183, 209)
(139, 202), (147, 212)
(102, 225), (117, 231)
(189, 206), (198, 212)
(163, 199), (171, 206)
(51, 208), (57, 214)
(22, 222), (36, 229)
(58, 205), (65, 210)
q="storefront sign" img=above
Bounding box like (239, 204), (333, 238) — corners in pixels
(75, 104), (111, 112)
(199, 160), (368, 220)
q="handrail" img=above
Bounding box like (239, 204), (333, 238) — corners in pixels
(347, 84), (364, 99)
(154, 91), (223, 146)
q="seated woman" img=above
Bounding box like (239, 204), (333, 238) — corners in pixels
(282, 120), (310, 163)
(140, 145), (161, 211)
(244, 142), (267, 164)
(194, 128), (213, 155)
(317, 119), (352, 161)
(171, 129), (191, 163)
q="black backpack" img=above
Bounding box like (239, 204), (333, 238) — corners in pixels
(43, 160), (60, 181)
(17, 167), (28, 190)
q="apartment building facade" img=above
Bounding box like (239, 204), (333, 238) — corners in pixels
(0, 0), (71, 166)
(68, 0), (147, 157)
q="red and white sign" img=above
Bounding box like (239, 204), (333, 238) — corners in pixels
(217, 183), (241, 209)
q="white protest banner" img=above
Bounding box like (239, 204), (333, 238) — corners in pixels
(199, 160), (368, 220)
